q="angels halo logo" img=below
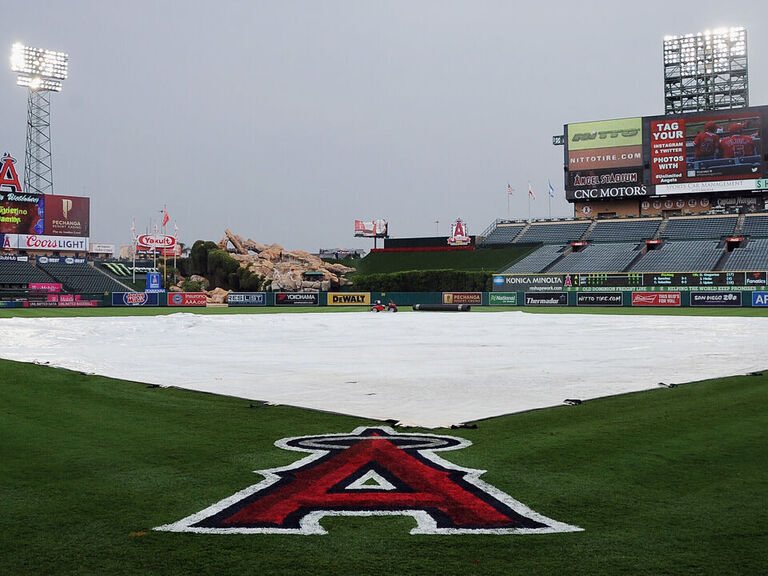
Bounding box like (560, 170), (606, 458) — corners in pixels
(155, 426), (582, 535)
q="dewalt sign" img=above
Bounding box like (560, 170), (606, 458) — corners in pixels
(327, 292), (371, 306)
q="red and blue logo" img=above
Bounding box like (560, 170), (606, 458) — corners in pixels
(156, 426), (581, 535)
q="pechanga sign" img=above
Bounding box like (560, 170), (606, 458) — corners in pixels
(155, 427), (582, 535)
(43, 195), (90, 237)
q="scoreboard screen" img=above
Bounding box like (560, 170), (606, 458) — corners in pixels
(575, 271), (766, 288)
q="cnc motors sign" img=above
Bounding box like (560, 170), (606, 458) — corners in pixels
(155, 427), (581, 535)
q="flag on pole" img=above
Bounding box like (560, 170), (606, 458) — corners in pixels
(548, 179), (556, 198)
(528, 182), (535, 199)
(507, 183), (514, 195)
(161, 207), (170, 227)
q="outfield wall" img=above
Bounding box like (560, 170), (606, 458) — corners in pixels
(3, 285), (768, 308)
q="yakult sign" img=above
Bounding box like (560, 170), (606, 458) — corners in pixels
(137, 234), (176, 250)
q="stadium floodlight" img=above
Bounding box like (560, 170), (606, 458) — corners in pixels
(11, 42), (68, 91)
(663, 27), (748, 114)
(9, 42), (69, 195)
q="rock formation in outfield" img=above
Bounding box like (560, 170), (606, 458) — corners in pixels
(216, 229), (356, 293)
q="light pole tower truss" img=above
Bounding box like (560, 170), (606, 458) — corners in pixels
(10, 43), (68, 195)
(663, 27), (748, 115)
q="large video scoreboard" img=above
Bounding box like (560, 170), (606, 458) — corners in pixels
(563, 105), (768, 201)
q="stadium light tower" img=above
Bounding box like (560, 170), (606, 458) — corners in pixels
(10, 42), (69, 195)
(663, 27), (748, 114)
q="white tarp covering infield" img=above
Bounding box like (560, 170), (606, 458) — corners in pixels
(0, 311), (766, 428)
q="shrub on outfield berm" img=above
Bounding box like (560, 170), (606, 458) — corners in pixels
(351, 269), (492, 292)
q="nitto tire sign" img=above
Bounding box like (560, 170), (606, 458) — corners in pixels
(228, 292), (266, 307)
(577, 292), (623, 307)
(275, 292), (319, 306)
(112, 292), (159, 307)
(525, 292), (567, 306)
(690, 292), (742, 307)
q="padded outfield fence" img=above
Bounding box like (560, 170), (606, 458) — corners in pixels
(4, 284), (768, 309)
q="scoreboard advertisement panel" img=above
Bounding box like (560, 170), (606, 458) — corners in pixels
(563, 105), (768, 200)
(565, 117), (648, 201)
(649, 108), (765, 188)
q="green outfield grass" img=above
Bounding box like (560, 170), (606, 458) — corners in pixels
(2, 355), (766, 575)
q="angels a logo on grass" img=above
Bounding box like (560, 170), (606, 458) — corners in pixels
(155, 426), (581, 535)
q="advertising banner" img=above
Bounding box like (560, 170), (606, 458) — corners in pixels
(111, 292), (160, 307)
(354, 219), (388, 238)
(228, 292), (267, 307)
(137, 234), (176, 250)
(576, 292), (623, 306)
(752, 292), (768, 306)
(442, 292), (482, 305)
(524, 292), (568, 306)
(146, 272), (162, 292)
(567, 118), (642, 151)
(649, 108), (765, 186)
(327, 292), (371, 306)
(690, 292), (742, 307)
(0, 192), (43, 234)
(29, 283), (62, 292)
(631, 292), (681, 306)
(168, 293), (207, 307)
(489, 292), (518, 306)
(43, 195), (89, 237)
(275, 292), (319, 306)
(494, 275), (565, 292)
(2, 234), (89, 251)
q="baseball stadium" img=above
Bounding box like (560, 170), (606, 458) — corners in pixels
(2, 28), (768, 576)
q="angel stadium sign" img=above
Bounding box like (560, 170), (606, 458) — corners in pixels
(155, 427), (581, 535)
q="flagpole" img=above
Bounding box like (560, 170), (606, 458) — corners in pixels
(131, 218), (136, 284)
(548, 190), (552, 219)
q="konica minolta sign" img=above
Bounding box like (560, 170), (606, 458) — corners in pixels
(493, 275), (566, 292)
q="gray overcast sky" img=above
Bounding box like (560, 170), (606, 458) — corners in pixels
(2, 1), (767, 252)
